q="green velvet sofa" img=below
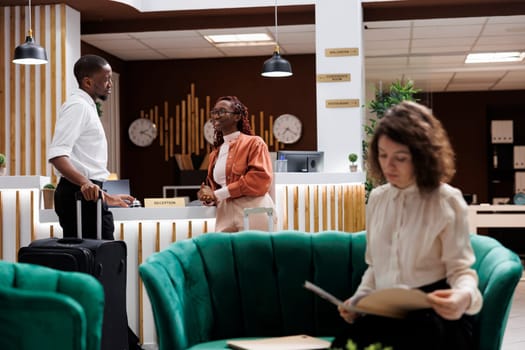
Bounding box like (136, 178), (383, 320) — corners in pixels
(0, 260), (104, 350)
(139, 231), (523, 350)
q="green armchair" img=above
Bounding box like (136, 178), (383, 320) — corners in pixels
(139, 231), (522, 350)
(0, 260), (104, 350)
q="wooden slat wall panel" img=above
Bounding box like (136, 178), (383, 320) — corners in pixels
(330, 185), (336, 230)
(15, 191), (20, 258)
(2, 5), (64, 178)
(279, 183), (365, 233)
(137, 223), (144, 345)
(304, 185), (310, 232)
(0, 9), (5, 159)
(321, 186), (327, 231)
(39, 6), (47, 175)
(293, 186), (299, 230)
(49, 5), (57, 181)
(313, 186), (319, 231)
(19, 8), (26, 175)
(9, 9), (16, 173)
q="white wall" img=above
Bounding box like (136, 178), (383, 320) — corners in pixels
(315, 0), (364, 172)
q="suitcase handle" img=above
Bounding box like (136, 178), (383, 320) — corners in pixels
(75, 191), (103, 240)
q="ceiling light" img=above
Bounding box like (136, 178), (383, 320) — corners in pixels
(465, 52), (525, 64)
(261, 0), (292, 78)
(13, 0), (48, 65)
(205, 33), (273, 45)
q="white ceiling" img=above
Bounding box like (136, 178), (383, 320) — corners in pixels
(81, 14), (525, 92)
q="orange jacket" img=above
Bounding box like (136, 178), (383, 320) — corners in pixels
(207, 133), (273, 199)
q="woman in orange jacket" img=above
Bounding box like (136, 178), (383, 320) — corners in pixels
(197, 96), (276, 232)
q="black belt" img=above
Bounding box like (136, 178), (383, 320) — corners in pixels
(90, 179), (104, 187)
(60, 177), (104, 188)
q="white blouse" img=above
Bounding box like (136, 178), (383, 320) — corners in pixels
(354, 182), (483, 315)
(212, 131), (240, 201)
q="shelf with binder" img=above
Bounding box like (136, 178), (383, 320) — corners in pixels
(487, 106), (525, 205)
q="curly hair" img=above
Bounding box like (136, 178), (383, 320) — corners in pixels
(367, 101), (456, 192)
(213, 96), (253, 148)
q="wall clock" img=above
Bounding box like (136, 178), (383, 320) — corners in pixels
(128, 118), (158, 147)
(204, 119), (215, 144)
(273, 114), (302, 144)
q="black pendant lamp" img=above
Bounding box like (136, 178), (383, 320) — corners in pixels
(13, 0), (48, 65)
(261, 0), (292, 77)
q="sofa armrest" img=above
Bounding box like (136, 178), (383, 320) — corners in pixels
(0, 287), (86, 350)
(473, 243), (522, 350)
(140, 237), (217, 350)
(140, 261), (189, 350)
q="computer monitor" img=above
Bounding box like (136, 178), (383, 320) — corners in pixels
(103, 179), (130, 195)
(276, 151), (324, 173)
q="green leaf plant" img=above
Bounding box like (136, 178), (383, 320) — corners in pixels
(331, 339), (394, 350)
(363, 80), (420, 202)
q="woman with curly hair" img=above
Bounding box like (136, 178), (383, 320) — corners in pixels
(197, 96), (276, 232)
(334, 101), (482, 350)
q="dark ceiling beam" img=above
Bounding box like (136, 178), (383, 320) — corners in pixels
(81, 5), (315, 34)
(362, 0), (525, 21)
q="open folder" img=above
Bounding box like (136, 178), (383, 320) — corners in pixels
(227, 335), (330, 350)
(303, 280), (431, 319)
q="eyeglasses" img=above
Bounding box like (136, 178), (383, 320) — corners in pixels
(210, 108), (239, 117)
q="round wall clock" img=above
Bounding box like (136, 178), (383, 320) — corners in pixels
(128, 118), (158, 147)
(273, 114), (302, 144)
(204, 119), (215, 144)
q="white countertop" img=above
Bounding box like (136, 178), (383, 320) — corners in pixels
(39, 206), (216, 223)
(0, 175), (50, 189)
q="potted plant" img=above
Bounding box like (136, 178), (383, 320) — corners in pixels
(348, 153), (358, 172)
(0, 153), (6, 176)
(331, 339), (393, 350)
(42, 183), (56, 209)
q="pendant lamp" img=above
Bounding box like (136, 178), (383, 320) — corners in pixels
(13, 0), (48, 65)
(261, 0), (292, 77)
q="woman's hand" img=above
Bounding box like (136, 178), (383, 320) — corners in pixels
(198, 183), (216, 205)
(427, 288), (471, 320)
(338, 298), (361, 324)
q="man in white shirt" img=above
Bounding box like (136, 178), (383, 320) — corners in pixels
(48, 54), (134, 239)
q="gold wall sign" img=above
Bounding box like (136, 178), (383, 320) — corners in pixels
(317, 74), (351, 82)
(144, 197), (186, 208)
(325, 99), (360, 108)
(325, 48), (359, 57)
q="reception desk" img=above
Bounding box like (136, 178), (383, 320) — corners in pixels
(1, 174), (366, 348)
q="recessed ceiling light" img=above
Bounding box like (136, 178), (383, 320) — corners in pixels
(204, 33), (274, 47)
(465, 52), (525, 64)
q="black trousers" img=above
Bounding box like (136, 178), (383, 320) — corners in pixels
(54, 177), (115, 240)
(331, 280), (475, 350)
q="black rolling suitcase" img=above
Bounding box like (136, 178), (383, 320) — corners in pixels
(18, 192), (129, 350)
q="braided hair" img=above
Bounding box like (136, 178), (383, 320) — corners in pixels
(213, 96), (253, 148)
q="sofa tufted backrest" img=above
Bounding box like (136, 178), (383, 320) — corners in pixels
(140, 231), (523, 350)
(140, 231), (367, 349)
(0, 260), (104, 350)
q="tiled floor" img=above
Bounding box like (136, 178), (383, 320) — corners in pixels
(502, 277), (525, 350)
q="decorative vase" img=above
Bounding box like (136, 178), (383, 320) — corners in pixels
(0, 166), (6, 176)
(42, 189), (55, 209)
(349, 164), (358, 172)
